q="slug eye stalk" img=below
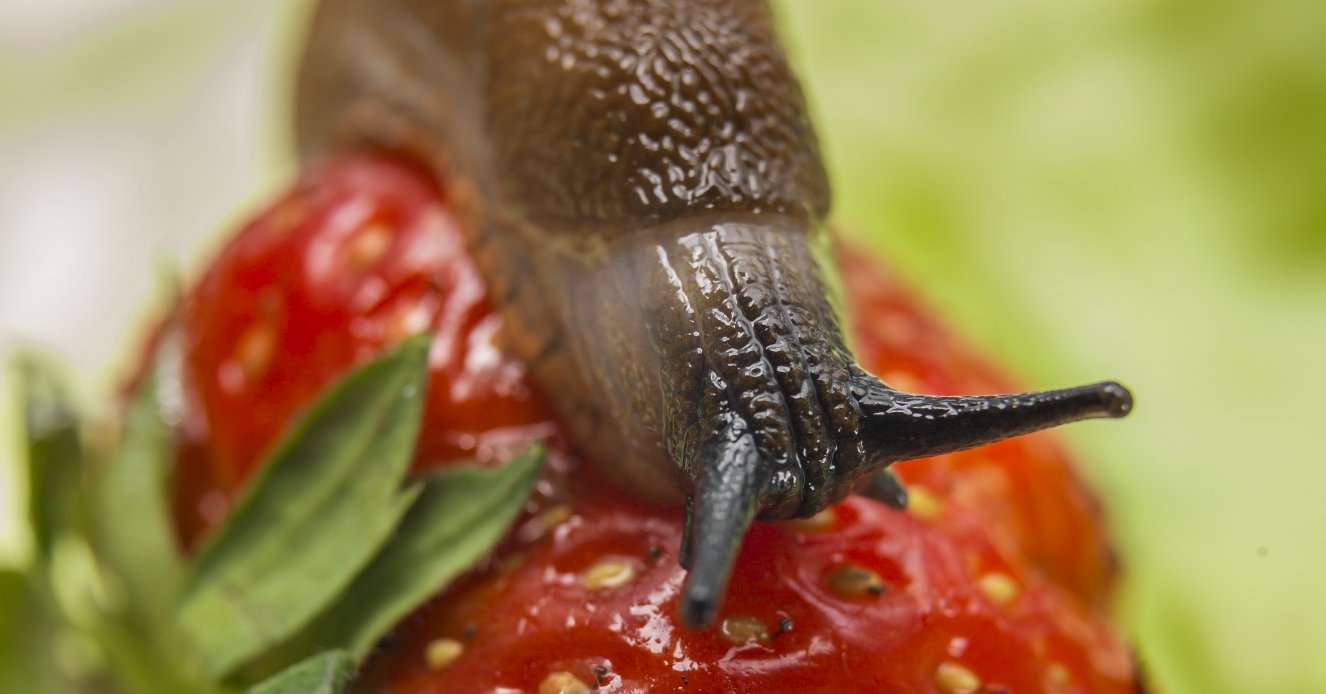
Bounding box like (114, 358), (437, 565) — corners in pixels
(852, 379), (1133, 463)
(677, 377), (1133, 628)
(679, 419), (768, 629)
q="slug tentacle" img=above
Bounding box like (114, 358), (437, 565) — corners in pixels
(862, 469), (909, 511)
(850, 379), (1133, 464)
(678, 416), (767, 628)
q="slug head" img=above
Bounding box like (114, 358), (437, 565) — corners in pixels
(626, 221), (1137, 629)
(675, 372), (1131, 628)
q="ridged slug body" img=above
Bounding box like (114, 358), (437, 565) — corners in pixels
(295, 0), (1132, 627)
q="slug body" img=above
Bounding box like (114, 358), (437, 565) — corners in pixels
(296, 0), (1132, 627)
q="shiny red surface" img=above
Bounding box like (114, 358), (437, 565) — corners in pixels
(366, 487), (1133, 693)
(182, 154), (558, 494)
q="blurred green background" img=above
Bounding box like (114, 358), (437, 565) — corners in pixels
(2, 0), (1324, 691)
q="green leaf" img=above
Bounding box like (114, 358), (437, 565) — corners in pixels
(178, 335), (432, 678)
(0, 570), (65, 694)
(95, 345), (185, 620)
(245, 651), (353, 694)
(8, 347), (210, 693)
(275, 447), (543, 664)
(16, 354), (86, 568)
(87, 333), (216, 693)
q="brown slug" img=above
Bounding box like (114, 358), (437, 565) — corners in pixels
(294, 0), (1133, 628)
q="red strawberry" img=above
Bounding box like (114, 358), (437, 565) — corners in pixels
(163, 153), (1137, 691)
(179, 154), (559, 488)
(360, 482), (1134, 693)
